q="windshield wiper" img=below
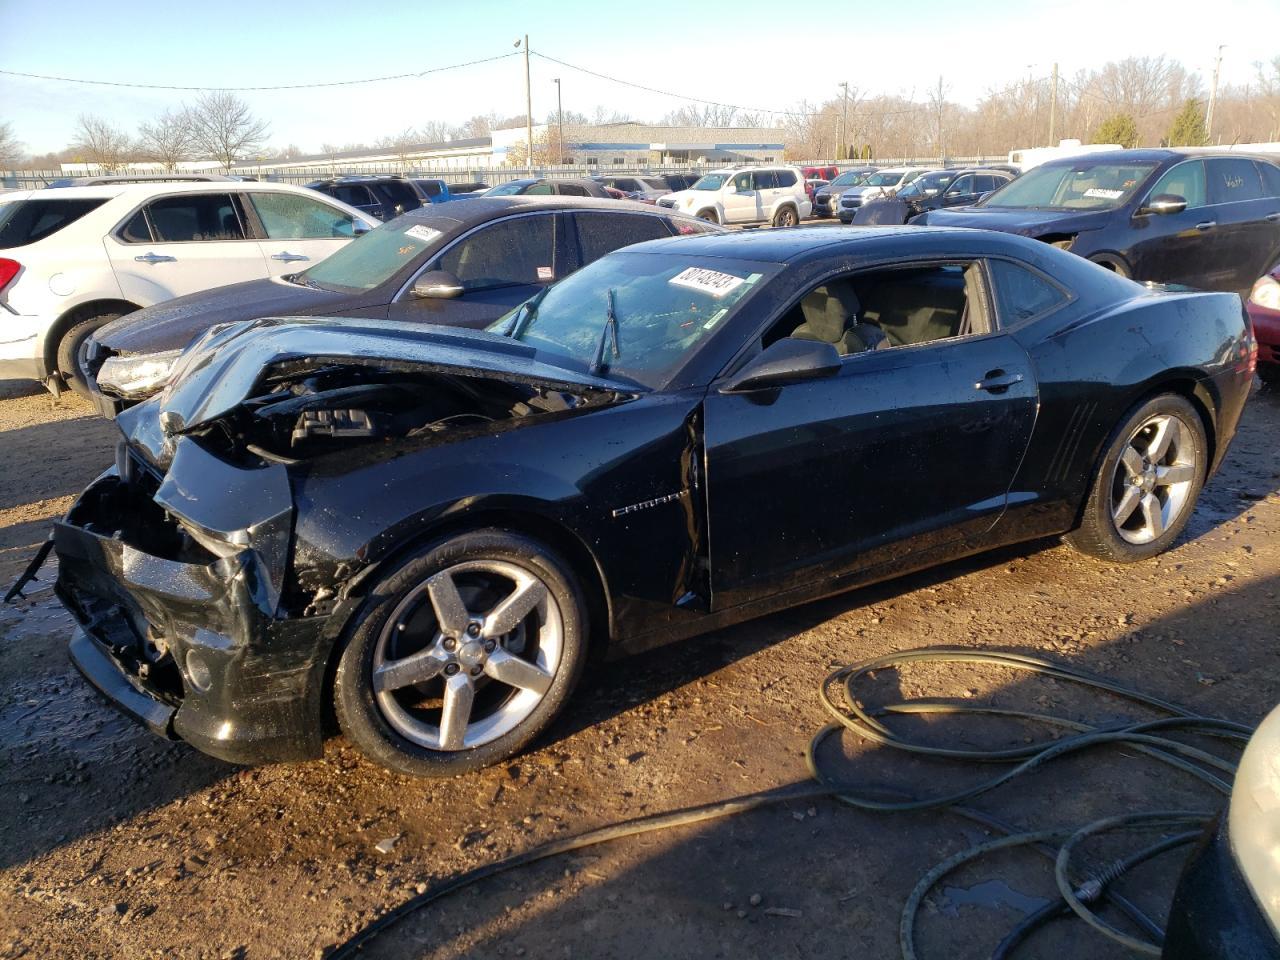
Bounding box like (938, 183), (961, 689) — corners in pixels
(588, 288), (620, 377)
(503, 286), (550, 338)
(283, 272), (319, 289)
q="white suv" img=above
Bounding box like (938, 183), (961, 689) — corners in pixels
(0, 181), (376, 392)
(658, 166), (811, 227)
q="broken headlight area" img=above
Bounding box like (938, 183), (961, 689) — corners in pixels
(187, 359), (614, 463)
(96, 349), (183, 400)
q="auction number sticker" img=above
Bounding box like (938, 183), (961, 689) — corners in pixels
(404, 224), (443, 244)
(1083, 188), (1124, 200)
(669, 266), (746, 297)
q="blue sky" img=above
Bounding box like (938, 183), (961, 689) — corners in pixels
(1, 0), (1274, 155)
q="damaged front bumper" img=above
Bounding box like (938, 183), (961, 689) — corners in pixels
(53, 443), (333, 765)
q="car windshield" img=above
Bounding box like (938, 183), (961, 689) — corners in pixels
(863, 171), (905, 187)
(300, 218), (446, 292)
(486, 181), (530, 196)
(829, 171), (870, 187)
(980, 161), (1158, 211)
(488, 251), (777, 389)
(897, 171), (953, 198)
(690, 174), (729, 191)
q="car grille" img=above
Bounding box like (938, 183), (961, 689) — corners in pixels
(840, 197), (862, 208)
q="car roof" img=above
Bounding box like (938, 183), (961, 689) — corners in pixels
(1032, 147), (1280, 168)
(623, 224), (938, 262)
(22, 181), (320, 201)
(398, 195), (672, 225)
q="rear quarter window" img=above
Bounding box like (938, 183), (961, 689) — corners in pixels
(775, 170), (798, 187)
(0, 198), (108, 248)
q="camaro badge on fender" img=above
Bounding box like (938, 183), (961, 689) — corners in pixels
(612, 489), (691, 518)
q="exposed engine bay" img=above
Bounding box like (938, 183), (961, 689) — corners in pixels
(186, 358), (621, 461)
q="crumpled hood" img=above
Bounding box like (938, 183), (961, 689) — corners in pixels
(95, 277), (350, 354)
(136, 316), (634, 436)
(915, 206), (1108, 236)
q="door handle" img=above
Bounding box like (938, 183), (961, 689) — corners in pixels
(134, 253), (176, 264)
(975, 370), (1024, 393)
(1194, 221), (1216, 231)
(270, 252), (310, 262)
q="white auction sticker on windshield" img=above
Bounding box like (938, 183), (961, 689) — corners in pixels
(1083, 188), (1124, 200)
(669, 266), (746, 297)
(404, 224), (442, 244)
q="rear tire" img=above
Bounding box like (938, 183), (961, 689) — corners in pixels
(771, 205), (799, 228)
(696, 209), (719, 224)
(1065, 393), (1207, 563)
(334, 529), (588, 777)
(56, 313), (120, 396)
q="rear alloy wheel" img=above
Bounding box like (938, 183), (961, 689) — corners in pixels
(1066, 394), (1206, 562)
(771, 205), (799, 228)
(335, 530), (587, 776)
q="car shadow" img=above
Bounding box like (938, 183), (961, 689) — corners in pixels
(0, 414), (118, 515)
(345, 572), (1279, 960)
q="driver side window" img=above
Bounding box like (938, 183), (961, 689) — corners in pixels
(763, 262), (992, 357)
(1146, 161), (1206, 209)
(436, 215), (556, 291)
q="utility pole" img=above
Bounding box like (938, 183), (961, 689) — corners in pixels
(1205, 44), (1225, 143)
(1048, 62), (1058, 145)
(522, 35), (534, 169)
(839, 82), (849, 162)
(554, 78), (563, 165)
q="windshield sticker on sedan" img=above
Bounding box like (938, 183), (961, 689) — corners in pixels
(1083, 188), (1125, 200)
(669, 266), (746, 297)
(404, 224), (442, 244)
(537, 266), (553, 281)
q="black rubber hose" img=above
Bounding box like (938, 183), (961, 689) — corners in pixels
(325, 648), (1246, 960)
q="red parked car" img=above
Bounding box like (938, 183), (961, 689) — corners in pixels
(802, 165), (839, 182)
(1247, 267), (1280, 383)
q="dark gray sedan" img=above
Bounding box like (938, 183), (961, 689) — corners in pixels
(84, 197), (718, 413)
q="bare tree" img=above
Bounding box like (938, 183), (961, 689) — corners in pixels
(662, 104), (739, 127)
(0, 121), (20, 167)
(70, 114), (133, 171)
(928, 76), (951, 159)
(137, 109), (195, 171)
(187, 92), (269, 170)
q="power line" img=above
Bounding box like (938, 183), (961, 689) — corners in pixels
(0, 52), (520, 92)
(530, 50), (933, 120)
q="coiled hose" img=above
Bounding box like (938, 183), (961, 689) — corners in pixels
(328, 648), (1251, 959)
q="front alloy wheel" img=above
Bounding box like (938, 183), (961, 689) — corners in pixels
(335, 530), (587, 776)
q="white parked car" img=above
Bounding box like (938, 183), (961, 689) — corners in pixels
(835, 167), (932, 223)
(657, 166), (811, 227)
(0, 181), (376, 393)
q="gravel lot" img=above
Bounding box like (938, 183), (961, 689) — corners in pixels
(1, 377), (1277, 960)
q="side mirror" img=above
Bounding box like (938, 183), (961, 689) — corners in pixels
(411, 270), (464, 300)
(720, 338), (842, 393)
(1142, 193), (1187, 216)
(353, 220), (372, 235)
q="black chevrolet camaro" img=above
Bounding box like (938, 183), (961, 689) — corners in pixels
(44, 226), (1254, 776)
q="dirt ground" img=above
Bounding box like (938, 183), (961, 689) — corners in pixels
(1, 377), (1277, 960)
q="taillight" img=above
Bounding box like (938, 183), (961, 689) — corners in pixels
(0, 258), (19, 293)
(1239, 307), (1258, 376)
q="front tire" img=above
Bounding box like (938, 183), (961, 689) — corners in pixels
(696, 208), (720, 224)
(1065, 394), (1207, 563)
(771, 205), (799, 228)
(56, 313), (120, 396)
(334, 529), (588, 777)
